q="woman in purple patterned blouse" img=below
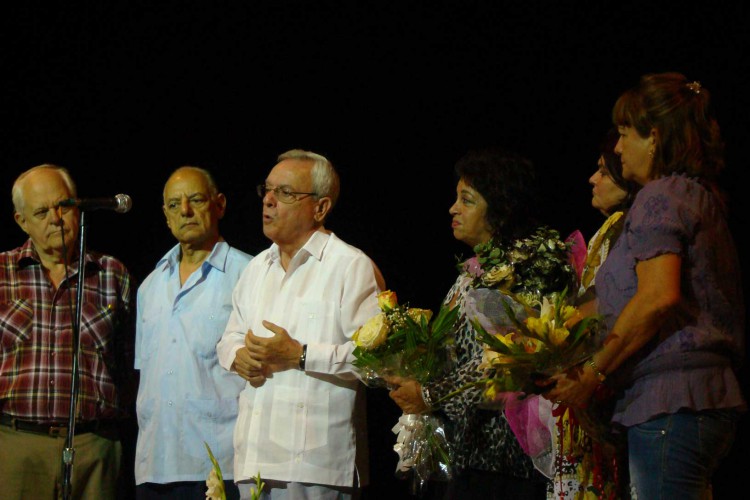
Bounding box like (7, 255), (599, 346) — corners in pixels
(543, 72), (746, 499)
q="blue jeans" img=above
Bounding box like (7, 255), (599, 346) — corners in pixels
(628, 410), (738, 500)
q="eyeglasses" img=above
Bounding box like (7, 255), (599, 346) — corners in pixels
(257, 184), (317, 204)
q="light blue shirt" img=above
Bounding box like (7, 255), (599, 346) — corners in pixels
(134, 240), (252, 484)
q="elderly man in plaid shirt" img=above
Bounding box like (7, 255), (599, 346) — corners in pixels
(0, 164), (135, 500)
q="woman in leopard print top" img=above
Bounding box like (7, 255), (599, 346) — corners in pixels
(387, 147), (556, 499)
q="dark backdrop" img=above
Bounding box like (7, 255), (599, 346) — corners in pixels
(3, 2), (748, 499)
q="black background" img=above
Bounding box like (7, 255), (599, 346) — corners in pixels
(3, 2), (749, 498)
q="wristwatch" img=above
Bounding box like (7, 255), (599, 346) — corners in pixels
(299, 344), (308, 370)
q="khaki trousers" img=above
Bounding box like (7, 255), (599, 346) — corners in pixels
(0, 424), (121, 500)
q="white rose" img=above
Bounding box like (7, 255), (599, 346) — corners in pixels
(481, 263), (515, 288)
(353, 313), (390, 350)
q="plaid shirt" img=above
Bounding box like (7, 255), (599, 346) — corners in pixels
(0, 239), (135, 423)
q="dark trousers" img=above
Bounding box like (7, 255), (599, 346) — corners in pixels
(420, 469), (548, 500)
(136, 480), (240, 500)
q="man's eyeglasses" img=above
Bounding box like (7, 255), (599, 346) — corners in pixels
(257, 185), (317, 204)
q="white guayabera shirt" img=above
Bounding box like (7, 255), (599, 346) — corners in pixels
(217, 231), (382, 488)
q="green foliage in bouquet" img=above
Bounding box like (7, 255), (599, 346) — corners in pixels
(352, 290), (459, 385)
(460, 226), (577, 304)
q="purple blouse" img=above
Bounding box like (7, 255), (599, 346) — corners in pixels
(597, 173), (746, 426)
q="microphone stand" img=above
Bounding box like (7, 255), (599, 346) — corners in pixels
(61, 209), (88, 500)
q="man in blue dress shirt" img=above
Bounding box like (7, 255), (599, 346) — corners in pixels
(134, 166), (253, 499)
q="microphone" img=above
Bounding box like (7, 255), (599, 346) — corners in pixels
(58, 194), (133, 213)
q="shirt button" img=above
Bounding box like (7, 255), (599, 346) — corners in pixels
(169, 370), (174, 375)
(297, 403), (304, 409)
(168, 401), (173, 406)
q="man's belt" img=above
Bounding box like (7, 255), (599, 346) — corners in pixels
(0, 413), (112, 437)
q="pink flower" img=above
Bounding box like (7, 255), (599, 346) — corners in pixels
(464, 256), (484, 278)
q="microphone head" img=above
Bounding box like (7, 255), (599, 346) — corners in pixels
(114, 194), (133, 213)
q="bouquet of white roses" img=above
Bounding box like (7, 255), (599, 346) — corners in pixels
(352, 290), (459, 491)
(352, 290), (458, 387)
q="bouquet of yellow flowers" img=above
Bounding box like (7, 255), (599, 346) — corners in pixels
(469, 287), (605, 398)
(351, 290), (459, 491)
(453, 286), (606, 478)
(435, 227), (600, 478)
(352, 290), (458, 387)
(448, 226), (593, 401)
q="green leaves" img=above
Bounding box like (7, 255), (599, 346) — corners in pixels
(204, 442), (224, 483)
(204, 442), (226, 500)
(463, 226), (577, 304)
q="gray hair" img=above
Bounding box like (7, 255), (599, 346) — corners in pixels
(12, 164), (77, 214)
(163, 165), (220, 199)
(277, 149), (340, 208)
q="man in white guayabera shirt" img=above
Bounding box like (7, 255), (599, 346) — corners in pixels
(217, 149), (384, 500)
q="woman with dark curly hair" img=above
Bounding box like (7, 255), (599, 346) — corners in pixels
(385, 147), (576, 499)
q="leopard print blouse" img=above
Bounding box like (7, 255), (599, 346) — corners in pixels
(424, 271), (542, 481)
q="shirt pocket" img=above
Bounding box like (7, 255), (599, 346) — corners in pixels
(297, 300), (337, 343)
(134, 397), (157, 466)
(79, 302), (115, 354)
(0, 299), (34, 352)
(78, 303), (117, 401)
(183, 397), (239, 459)
(192, 304), (234, 358)
(269, 385), (329, 452)
(137, 304), (163, 362)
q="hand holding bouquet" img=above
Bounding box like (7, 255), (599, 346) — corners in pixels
(351, 290), (459, 490)
(457, 287), (606, 478)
